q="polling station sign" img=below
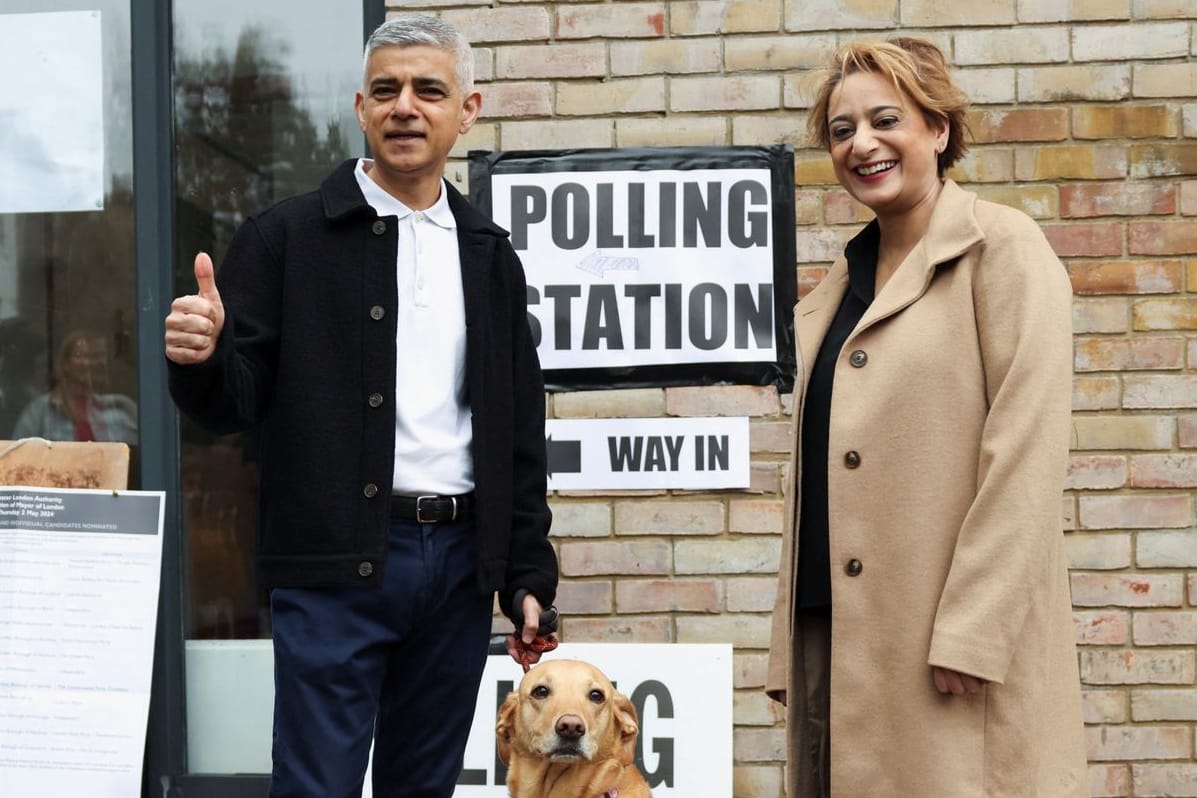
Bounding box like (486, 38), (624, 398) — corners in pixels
(470, 146), (796, 390)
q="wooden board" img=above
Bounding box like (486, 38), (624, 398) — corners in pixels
(0, 439), (130, 490)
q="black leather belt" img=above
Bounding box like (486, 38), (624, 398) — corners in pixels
(390, 493), (473, 523)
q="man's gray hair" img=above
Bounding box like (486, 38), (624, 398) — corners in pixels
(364, 14), (475, 95)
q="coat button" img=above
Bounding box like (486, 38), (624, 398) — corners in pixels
(358, 561), (374, 578)
(368, 392), (384, 408)
(363, 482), (378, 498)
(371, 220), (387, 235)
(849, 350), (868, 367)
(369, 305), (385, 320)
(845, 558), (863, 577)
(844, 451), (861, 468)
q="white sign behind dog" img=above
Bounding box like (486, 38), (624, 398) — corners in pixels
(362, 642), (733, 796)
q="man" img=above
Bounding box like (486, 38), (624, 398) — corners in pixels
(164, 15), (557, 798)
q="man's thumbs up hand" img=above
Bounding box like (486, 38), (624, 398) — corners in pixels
(164, 252), (227, 365)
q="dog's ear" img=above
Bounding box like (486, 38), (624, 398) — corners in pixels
(495, 692), (519, 764)
(611, 691), (640, 763)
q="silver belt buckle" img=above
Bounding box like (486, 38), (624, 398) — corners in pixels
(415, 495), (437, 523)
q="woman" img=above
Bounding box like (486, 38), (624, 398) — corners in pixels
(766, 38), (1087, 796)
(12, 330), (138, 444)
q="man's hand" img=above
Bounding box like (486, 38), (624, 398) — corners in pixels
(932, 666), (987, 696)
(506, 592), (552, 667)
(165, 252), (226, 365)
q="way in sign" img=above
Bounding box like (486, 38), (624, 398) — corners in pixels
(608, 434), (730, 472)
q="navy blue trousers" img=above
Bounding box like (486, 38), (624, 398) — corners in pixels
(268, 518), (493, 798)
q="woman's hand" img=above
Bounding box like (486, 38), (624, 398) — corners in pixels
(932, 666), (987, 696)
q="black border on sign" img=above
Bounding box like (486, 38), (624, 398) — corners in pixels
(468, 146), (797, 393)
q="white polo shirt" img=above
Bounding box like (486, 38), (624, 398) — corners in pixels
(354, 159), (474, 496)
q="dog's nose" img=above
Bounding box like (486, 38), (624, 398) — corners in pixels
(555, 714), (585, 740)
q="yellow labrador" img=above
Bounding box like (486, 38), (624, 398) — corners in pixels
(496, 659), (652, 798)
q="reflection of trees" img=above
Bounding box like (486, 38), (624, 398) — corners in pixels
(174, 25), (350, 268)
(173, 25), (351, 640)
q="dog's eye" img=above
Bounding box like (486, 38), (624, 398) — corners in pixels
(531, 685), (550, 699)
(588, 689), (605, 703)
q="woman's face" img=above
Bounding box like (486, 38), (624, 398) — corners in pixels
(825, 70), (948, 222)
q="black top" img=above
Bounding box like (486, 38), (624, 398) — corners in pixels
(796, 221), (879, 612)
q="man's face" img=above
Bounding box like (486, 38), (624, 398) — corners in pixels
(354, 44), (480, 202)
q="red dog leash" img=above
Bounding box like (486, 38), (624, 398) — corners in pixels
(510, 633), (559, 672)
(509, 599), (560, 672)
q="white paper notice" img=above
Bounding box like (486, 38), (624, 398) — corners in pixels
(0, 487), (164, 798)
(0, 11), (105, 214)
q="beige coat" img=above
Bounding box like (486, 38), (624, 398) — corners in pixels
(767, 181), (1087, 797)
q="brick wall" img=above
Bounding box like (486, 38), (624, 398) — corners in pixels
(405, 0), (1196, 794)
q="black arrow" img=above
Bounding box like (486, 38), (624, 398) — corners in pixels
(546, 436), (582, 477)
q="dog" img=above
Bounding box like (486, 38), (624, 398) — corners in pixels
(496, 658), (653, 798)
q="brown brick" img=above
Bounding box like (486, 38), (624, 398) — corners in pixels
(1065, 532), (1132, 570)
(900, 0), (1014, 25)
(954, 67), (1017, 105)
(732, 114), (808, 148)
(1082, 689), (1129, 724)
(555, 580), (614, 614)
(1071, 415), (1173, 450)
(676, 613), (772, 646)
(671, 75), (780, 112)
(556, 3), (667, 39)
(1133, 611), (1197, 646)
(1124, 375), (1197, 408)
(1071, 572), (1186, 607)
(793, 153), (838, 186)
(559, 540), (671, 576)
(553, 388), (665, 419)
(609, 39), (722, 76)
(794, 190), (821, 225)
(947, 148), (1015, 183)
(1074, 610), (1131, 645)
(1061, 182), (1176, 218)
(1073, 104), (1180, 140)
(1130, 220), (1197, 256)
(968, 108), (1068, 143)
(1132, 689), (1197, 722)
(549, 501), (612, 537)
(797, 266), (829, 298)
(734, 765), (785, 798)
(494, 43), (606, 79)
(441, 7), (551, 43)
(1067, 454), (1129, 489)
(1073, 297), (1129, 333)
(1133, 298), (1197, 330)
(1068, 260), (1181, 295)
(1131, 454), (1197, 489)
(615, 117), (727, 148)
(1134, 63), (1197, 99)
(954, 27), (1069, 65)
(1078, 494), (1193, 529)
(1073, 21), (1190, 61)
(1181, 181), (1197, 216)
(729, 499), (784, 534)
(477, 82), (553, 118)
(1180, 414), (1197, 447)
(1088, 763), (1131, 798)
(973, 184), (1057, 219)
(734, 726), (787, 762)
(1074, 337), (1186, 371)
(823, 191), (873, 225)
(562, 616), (671, 642)
(670, 0), (782, 35)
(1043, 223), (1124, 258)
(501, 119), (612, 150)
(666, 385), (780, 417)
(555, 77), (666, 116)
(1073, 375), (1122, 410)
(1137, 530), (1197, 568)
(613, 500), (724, 535)
(616, 578), (721, 613)
(724, 34), (834, 71)
(1133, 763), (1197, 795)
(1133, 0), (1196, 18)
(726, 576), (778, 612)
(1130, 143), (1197, 179)
(1084, 724), (1193, 758)
(1016, 145), (1128, 180)
(1017, 65), (1130, 103)
(1015, 0), (1130, 23)
(795, 227), (857, 264)
(674, 538), (781, 574)
(783, 0), (898, 31)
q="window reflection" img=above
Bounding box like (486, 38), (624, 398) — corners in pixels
(0, 2), (138, 482)
(173, 1), (359, 640)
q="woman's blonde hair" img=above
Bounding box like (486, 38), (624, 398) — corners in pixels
(807, 37), (970, 176)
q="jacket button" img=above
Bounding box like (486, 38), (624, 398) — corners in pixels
(369, 305), (385, 320)
(849, 350), (868, 367)
(845, 558), (863, 577)
(371, 220), (387, 235)
(368, 392), (384, 408)
(844, 451), (861, 468)
(363, 482), (378, 498)
(358, 561), (374, 578)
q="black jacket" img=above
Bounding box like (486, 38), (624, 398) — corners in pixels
(168, 159), (556, 619)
